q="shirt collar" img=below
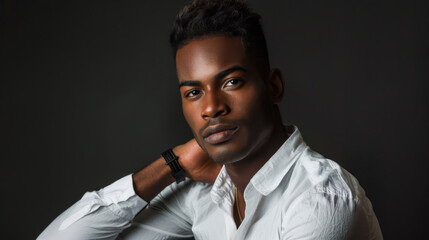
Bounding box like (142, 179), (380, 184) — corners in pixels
(210, 125), (307, 204)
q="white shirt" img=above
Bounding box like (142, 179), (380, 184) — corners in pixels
(38, 126), (383, 240)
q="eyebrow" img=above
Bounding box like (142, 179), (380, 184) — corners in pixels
(214, 65), (248, 80)
(179, 65), (248, 88)
(179, 80), (201, 88)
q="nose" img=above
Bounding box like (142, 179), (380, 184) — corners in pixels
(201, 90), (229, 119)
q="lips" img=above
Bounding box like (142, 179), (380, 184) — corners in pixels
(202, 124), (238, 145)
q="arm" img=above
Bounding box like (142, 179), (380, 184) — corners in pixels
(37, 139), (221, 240)
(133, 138), (221, 202)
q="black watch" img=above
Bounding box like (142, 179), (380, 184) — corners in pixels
(161, 149), (186, 183)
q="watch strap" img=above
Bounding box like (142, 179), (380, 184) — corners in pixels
(161, 149), (186, 183)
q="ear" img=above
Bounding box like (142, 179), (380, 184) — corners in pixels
(267, 68), (284, 104)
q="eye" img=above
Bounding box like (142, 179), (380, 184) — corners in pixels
(224, 78), (243, 88)
(184, 89), (201, 98)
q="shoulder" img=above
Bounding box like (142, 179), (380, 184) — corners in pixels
(152, 178), (212, 214)
(280, 148), (382, 239)
(132, 178), (212, 229)
(154, 178), (212, 206)
(292, 148), (363, 201)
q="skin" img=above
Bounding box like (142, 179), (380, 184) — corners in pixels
(133, 36), (289, 227)
(177, 37), (274, 164)
(177, 36), (289, 225)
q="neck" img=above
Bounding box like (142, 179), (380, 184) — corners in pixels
(225, 123), (292, 194)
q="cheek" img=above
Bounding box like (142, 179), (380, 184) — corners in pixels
(182, 103), (200, 132)
(234, 87), (270, 118)
(182, 104), (192, 125)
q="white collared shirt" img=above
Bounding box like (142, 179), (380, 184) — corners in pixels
(38, 126), (383, 240)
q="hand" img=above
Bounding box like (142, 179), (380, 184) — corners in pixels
(173, 139), (222, 184)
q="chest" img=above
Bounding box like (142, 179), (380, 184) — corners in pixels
(191, 194), (284, 240)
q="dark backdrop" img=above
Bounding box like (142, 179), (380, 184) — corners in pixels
(2, 0), (428, 239)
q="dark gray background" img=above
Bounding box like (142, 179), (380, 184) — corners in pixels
(2, 0), (428, 239)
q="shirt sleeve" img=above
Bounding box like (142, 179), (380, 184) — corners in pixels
(37, 174), (147, 240)
(281, 189), (383, 240)
(118, 179), (195, 240)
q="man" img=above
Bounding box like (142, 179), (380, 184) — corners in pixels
(38, 0), (383, 239)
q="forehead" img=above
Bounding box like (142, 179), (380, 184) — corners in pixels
(175, 36), (248, 81)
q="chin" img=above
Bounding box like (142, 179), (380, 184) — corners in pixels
(204, 141), (250, 165)
(209, 152), (240, 165)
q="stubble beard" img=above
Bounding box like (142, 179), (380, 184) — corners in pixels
(192, 130), (243, 165)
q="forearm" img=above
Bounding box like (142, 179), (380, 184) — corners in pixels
(132, 156), (176, 202)
(37, 175), (146, 240)
(38, 139), (218, 239)
(132, 139), (221, 202)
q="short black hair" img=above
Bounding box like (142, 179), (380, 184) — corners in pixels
(170, 0), (270, 70)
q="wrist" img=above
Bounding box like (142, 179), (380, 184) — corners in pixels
(161, 148), (186, 183)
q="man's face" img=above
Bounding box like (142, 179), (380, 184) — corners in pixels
(176, 36), (277, 164)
